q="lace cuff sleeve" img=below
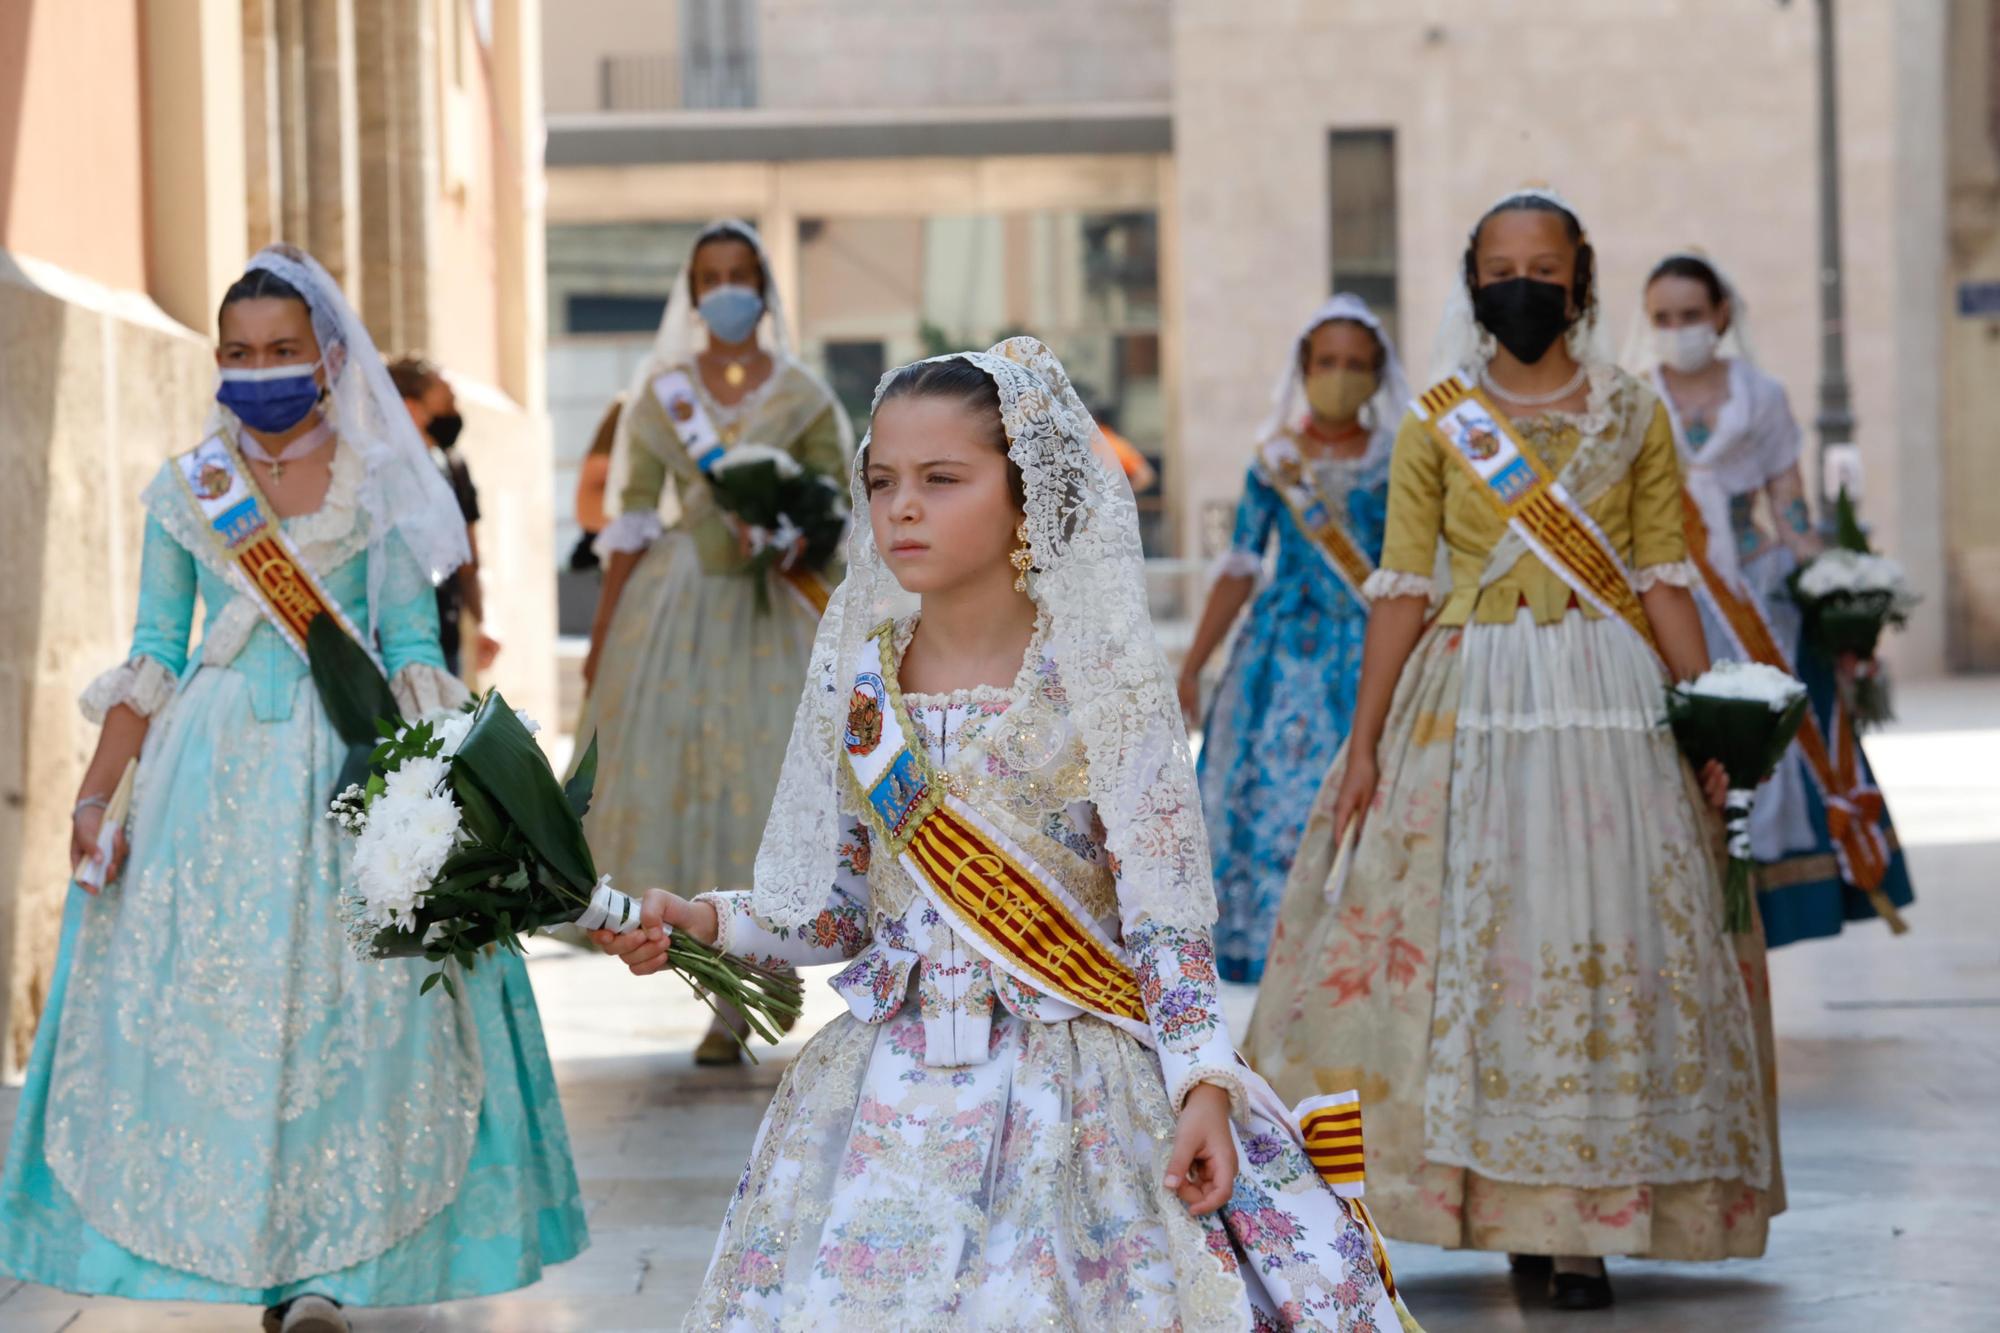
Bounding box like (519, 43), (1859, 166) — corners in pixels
(1633, 560), (1699, 592)
(1360, 568), (1433, 601)
(594, 511), (664, 558)
(391, 664), (470, 720)
(79, 656), (179, 724)
(1207, 549), (1264, 582)
(1129, 922), (1249, 1123)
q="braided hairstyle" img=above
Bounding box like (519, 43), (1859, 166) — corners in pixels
(1462, 193), (1597, 329)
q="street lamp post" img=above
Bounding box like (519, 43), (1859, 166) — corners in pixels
(1809, 0), (1856, 522)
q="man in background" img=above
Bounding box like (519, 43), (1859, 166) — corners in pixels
(389, 355), (500, 678)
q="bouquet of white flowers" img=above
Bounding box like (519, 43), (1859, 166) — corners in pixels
(1666, 660), (1811, 933)
(327, 690), (802, 1047)
(706, 444), (846, 613)
(1788, 490), (1920, 726)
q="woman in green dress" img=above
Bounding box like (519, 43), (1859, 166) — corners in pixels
(579, 220), (852, 1063)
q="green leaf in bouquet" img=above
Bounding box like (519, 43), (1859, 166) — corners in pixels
(450, 692), (598, 891)
(564, 734), (600, 820)
(1665, 688), (1811, 788)
(308, 614), (399, 745)
(451, 769), (511, 848)
(1833, 487), (1870, 554)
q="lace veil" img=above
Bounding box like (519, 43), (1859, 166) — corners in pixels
(1619, 248), (1761, 374)
(204, 245), (470, 636)
(753, 337), (1215, 932)
(1428, 185), (1616, 385)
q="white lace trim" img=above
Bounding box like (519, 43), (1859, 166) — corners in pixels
(79, 656), (178, 723)
(595, 511), (664, 557)
(390, 665), (469, 720)
(1633, 559), (1700, 592)
(895, 611), (1052, 710)
(1454, 705), (1664, 735)
(1361, 568), (1433, 601)
(1168, 1066), (1250, 1124)
(1207, 549), (1263, 582)
(287, 441), (369, 572)
(693, 890), (737, 957)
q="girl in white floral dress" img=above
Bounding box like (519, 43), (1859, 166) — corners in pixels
(598, 339), (1415, 1331)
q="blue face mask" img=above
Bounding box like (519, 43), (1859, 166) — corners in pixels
(216, 362), (322, 434)
(697, 284), (765, 344)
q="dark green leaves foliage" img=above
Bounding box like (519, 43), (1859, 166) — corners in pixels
(307, 613), (401, 796)
(1665, 688), (1810, 791)
(704, 459), (848, 612)
(359, 691), (602, 996)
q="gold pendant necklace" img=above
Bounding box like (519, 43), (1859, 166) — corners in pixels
(724, 362), (747, 388)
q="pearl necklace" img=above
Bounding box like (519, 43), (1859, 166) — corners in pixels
(240, 419), (333, 482)
(1481, 363), (1587, 409)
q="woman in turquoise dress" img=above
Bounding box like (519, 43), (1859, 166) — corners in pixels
(1176, 294), (1404, 982)
(1629, 252), (1914, 946)
(0, 246), (586, 1333)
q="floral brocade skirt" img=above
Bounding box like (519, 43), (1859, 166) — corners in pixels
(1244, 612), (1785, 1260)
(686, 1004), (1411, 1331)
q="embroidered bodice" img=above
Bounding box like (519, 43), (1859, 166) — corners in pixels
(88, 441), (454, 724)
(1219, 427), (1390, 618)
(703, 622), (1246, 1116)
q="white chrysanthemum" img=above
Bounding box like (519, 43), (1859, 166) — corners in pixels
(1681, 659), (1807, 710)
(386, 753), (450, 799)
(710, 443), (801, 478)
(514, 708), (542, 736)
(348, 784), (462, 929)
(1795, 548), (1912, 601)
(431, 710), (476, 757)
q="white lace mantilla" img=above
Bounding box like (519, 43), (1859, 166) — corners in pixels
(754, 338), (1217, 933)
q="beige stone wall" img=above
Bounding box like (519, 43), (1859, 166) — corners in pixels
(543, 0), (1168, 115)
(1944, 0), (2000, 668)
(0, 0), (149, 291)
(0, 0), (556, 1076)
(756, 0), (1169, 111)
(1170, 0), (1951, 674)
(0, 255), (213, 1077)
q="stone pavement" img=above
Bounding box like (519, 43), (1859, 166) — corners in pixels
(3, 677), (1997, 1331)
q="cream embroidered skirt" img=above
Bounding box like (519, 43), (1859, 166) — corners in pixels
(1245, 611), (1784, 1259)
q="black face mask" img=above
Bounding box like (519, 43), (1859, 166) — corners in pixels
(1472, 277), (1572, 365)
(426, 411), (464, 449)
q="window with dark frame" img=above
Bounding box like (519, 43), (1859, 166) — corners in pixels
(1327, 129), (1398, 347)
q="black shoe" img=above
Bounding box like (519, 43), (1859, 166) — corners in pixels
(1550, 1268), (1614, 1311)
(1508, 1253), (1554, 1279)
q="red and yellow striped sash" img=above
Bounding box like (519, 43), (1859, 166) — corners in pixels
(174, 435), (366, 661)
(905, 803), (1149, 1026)
(1416, 377), (1654, 648)
(1681, 492), (1905, 929)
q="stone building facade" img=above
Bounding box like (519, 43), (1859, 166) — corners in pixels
(0, 0), (552, 1077)
(543, 0), (1992, 675)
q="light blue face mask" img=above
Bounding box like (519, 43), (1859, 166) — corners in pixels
(697, 284), (765, 344)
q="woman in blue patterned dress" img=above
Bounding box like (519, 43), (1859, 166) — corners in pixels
(1177, 294), (1406, 982)
(0, 247), (585, 1333)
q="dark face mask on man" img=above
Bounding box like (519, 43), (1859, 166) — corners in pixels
(1472, 277), (1573, 365)
(426, 411), (464, 449)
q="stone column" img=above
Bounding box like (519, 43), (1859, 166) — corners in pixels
(491, 0), (547, 414)
(303, 0), (362, 300)
(139, 0), (248, 332)
(241, 0), (282, 252)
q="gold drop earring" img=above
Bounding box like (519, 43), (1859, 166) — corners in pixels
(1010, 521), (1033, 593)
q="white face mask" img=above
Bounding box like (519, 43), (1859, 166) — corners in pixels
(1655, 322), (1720, 374)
